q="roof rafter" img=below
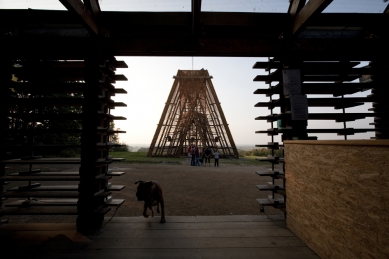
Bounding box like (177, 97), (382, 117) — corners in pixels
(384, 3), (389, 14)
(84, 0), (101, 19)
(59, 0), (99, 35)
(288, 0), (306, 18)
(192, 0), (202, 34)
(291, 0), (333, 36)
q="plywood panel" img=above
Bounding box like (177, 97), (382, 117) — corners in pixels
(285, 140), (389, 259)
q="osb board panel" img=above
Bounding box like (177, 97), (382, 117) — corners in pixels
(284, 143), (389, 259)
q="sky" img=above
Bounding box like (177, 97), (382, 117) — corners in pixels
(1, 0), (386, 146)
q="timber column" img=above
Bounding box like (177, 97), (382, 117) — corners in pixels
(77, 43), (107, 233)
(0, 59), (11, 209)
(370, 60), (389, 139)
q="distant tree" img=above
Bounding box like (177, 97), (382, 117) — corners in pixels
(137, 147), (149, 152)
(112, 143), (130, 152)
(237, 147), (283, 158)
(109, 121), (120, 143)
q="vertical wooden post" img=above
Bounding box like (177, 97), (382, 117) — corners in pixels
(0, 59), (10, 208)
(370, 60), (389, 139)
(77, 46), (104, 233)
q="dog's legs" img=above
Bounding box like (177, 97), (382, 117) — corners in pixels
(160, 199), (166, 223)
(157, 203), (160, 214)
(143, 203), (149, 218)
(150, 207), (154, 217)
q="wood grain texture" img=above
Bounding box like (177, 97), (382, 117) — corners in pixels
(0, 215), (320, 259)
(285, 142), (389, 259)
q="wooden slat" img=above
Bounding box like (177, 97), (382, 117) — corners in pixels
(256, 156), (284, 164)
(0, 191), (111, 198)
(255, 142), (282, 149)
(252, 61), (360, 70)
(113, 88), (127, 94)
(6, 184), (122, 192)
(256, 184), (284, 191)
(1, 176), (81, 181)
(106, 171), (125, 176)
(256, 171), (285, 179)
(5, 198), (125, 207)
(254, 97), (373, 109)
(105, 198), (125, 207)
(6, 82), (85, 93)
(0, 206), (111, 216)
(113, 75), (128, 81)
(255, 113), (376, 122)
(112, 60), (128, 68)
(254, 74), (360, 83)
(5, 199), (79, 207)
(257, 81), (356, 96)
(255, 128), (377, 135)
(7, 171), (124, 177)
(5, 98), (124, 107)
(0, 158), (117, 165)
(283, 140), (389, 146)
(0, 206), (78, 215)
(4, 128), (125, 135)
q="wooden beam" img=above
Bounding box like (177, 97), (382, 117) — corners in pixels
(292, 0), (333, 36)
(384, 3), (389, 14)
(59, 0), (99, 35)
(288, 0), (306, 18)
(2, 36), (389, 60)
(192, 0), (202, 34)
(84, 0), (101, 19)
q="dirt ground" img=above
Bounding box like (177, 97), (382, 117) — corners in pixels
(2, 160), (284, 223)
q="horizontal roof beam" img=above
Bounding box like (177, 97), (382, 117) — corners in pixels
(1, 37), (386, 60)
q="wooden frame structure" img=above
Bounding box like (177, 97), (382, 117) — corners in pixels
(148, 70), (238, 158)
(0, 0), (388, 232)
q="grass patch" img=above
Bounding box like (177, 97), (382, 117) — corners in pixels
(110, 152), (184, 164)
(110, 152), (274, 166)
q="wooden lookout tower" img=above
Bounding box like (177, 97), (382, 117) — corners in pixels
(148, 70), (238, 158)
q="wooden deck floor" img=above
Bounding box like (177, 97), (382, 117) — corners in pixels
(0, 215), (320, 259)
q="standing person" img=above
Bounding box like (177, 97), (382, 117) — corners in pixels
(200, 148), (204, 166)
(187, 145), (192, 165)
(214, 149), (219, 167)
(195, 146), (200, 166)
(191, 144), (196, 166)
(204, 147), (211, 167)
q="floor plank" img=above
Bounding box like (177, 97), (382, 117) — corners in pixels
(90, 228), (295, 239)
(88, 236), (306, 249)
(0, 215), (320, 259)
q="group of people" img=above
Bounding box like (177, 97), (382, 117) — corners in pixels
(188, 145), (219, 167)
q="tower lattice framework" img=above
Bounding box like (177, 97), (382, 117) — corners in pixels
(148, 70), (239, 157)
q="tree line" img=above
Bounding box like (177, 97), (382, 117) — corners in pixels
(238, 148), (284, 158)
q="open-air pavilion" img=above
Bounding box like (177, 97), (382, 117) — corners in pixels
(0, 1), (388, 258)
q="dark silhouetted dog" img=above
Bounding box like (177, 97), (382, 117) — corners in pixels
(134, 180), (166, 223)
